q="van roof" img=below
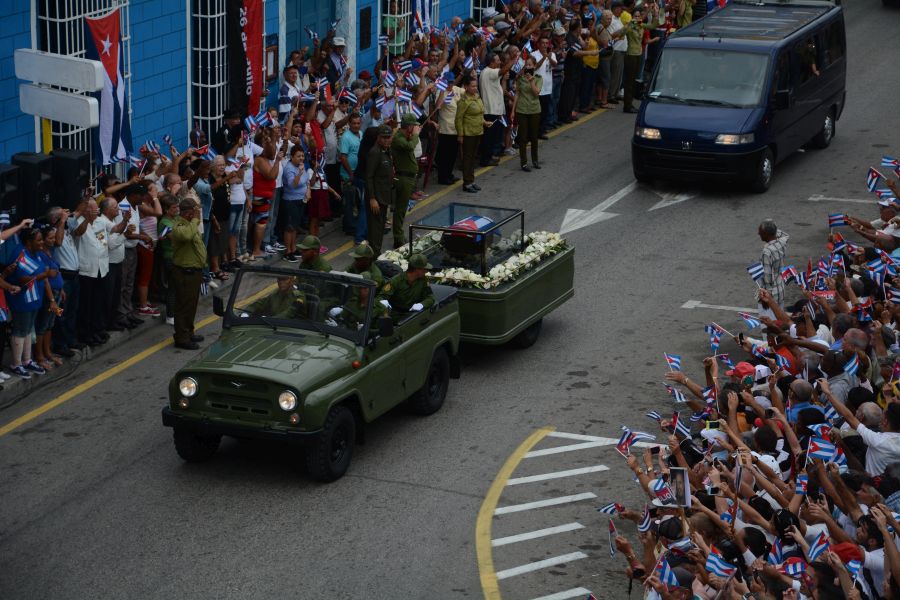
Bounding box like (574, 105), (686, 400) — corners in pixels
(671, 1), (836, 42)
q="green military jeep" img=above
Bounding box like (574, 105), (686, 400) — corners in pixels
(161, 266), (460, 482)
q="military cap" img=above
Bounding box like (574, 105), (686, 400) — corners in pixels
(297, 235), (321, 250)
(400, 113), (419, 127)
(377, 124), (393, 137)
(349, 243), (374, 258)
(407, 253), (432, 269)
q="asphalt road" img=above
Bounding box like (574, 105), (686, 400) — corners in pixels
(1, 3), (898, 599)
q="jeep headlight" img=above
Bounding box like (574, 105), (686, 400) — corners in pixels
(715, 133), (754, 145)
(278, 391), (298, 411)
(178, 377), (198, 397)
(635, 127), (661, 140)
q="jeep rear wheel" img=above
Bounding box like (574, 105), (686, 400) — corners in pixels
(407, 348), (450, 416)
(306, 405), (355, 482)
(173, 427), (221, 462)
(512, 318), (543, 349)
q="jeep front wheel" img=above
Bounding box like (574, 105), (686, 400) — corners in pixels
(306, 405), (355, 482)
(407, 348), (450, 416)
(173, 427), (221, 462)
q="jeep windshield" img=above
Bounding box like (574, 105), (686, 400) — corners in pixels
(648, 48), (770, 108)
(224, 268), (375, 344)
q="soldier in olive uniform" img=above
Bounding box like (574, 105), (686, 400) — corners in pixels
(297, 235), (333, 273)
(376, 253), (435, 314)
(248, 276), (307, 319)
(346, 242), (384, 291)
(390, 113), (420, 249)
(365, 125), (395, 256)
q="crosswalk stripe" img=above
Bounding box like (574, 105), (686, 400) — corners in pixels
(496, 552), (589, 580)
(531, 588), (594, 600)
(524, 441), (609, 457)
(494, 492), (597, 515)
(491, 522), (585, 547)
(546, 431), (657, 448)
(507, 464), (609, 485)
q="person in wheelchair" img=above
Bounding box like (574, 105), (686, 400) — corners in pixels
(246, 276), (308, 319)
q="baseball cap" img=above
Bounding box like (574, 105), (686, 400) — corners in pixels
(495, 21), (511, 32)
(408, 253), (432, 269)
(401, 113), (418, 127)
(482, 7), (499, 20)
(333, 37), (346, 46)
(349, 243), (374, 258)
(298, 235), (321, 250)
(411, 58), (428, 70)
(726, 361), (756, 378)
(358, 70), (372, 80)
(377, 124), (393, 137)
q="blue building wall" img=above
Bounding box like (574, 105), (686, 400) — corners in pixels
(128, 1), (189, 151)
(439, 0), (472, 23)
(0, 0), (36, 162)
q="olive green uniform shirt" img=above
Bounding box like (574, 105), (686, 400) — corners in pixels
(391, 131), (419, 176)
(377, 273), (435, 312)
(515, 75), (543, 115)
(455, 94), (485, 137)
(365, 145), (394, 205)
(299, 255), (333, 273)
(348, 261), (384, 290)
(248, 289), (307, 319)
(170, 216), (207, 268)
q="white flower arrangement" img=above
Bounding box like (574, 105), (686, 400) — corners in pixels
(378, 230), (567, 289)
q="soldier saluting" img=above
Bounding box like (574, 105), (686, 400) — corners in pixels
(365, 125), (395, 257)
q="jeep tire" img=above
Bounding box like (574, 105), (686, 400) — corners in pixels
(306, 405), (355, 482)
(173, 427), (221, 462)
(512, 318), (543, 349)
(407, 347), (450, 416)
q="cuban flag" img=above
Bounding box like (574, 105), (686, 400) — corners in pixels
(767, 538), (784, 565)
(701, 385), (717, 404)
(774, 353), (791, 371)
(706, 547), (736, 577)
(243, 115), (258, 132)
(85, 9), (133, 166)
(705, 325), (722, 352)
(664, 353), (682, 371)
(780, 265), (798, 283)
(597, 502), (623, 515)
(807, 531), (829, 562)
(823, 403), (839, 425)
(304, 26), (319, 40)
(846, 559), (862, 581)
(463, 56), (475, 70)
(827, 213), (848, 227)
(443, 91), (455, 105)
(808, 437), (837, 460)
(607, 519), (617, 557)
(657, 556), (679, 587)
(646, 410), (662, 422)
(868, 167), (883, 192)
(378, 34), (389, 47)
(397, 60), (413, 73)
(671, 411), (691, 438)
(664, 384), (686, 403)
(163, 134), (173, 146)
(637, 505), (652, 532)
(409, 103), (424, 119)
(374, 95), (386, 110)
(843, 354), (859, 375)
(255, 111), (272, 127)
(668, 538), (695, 555)
(435, 77), (449, 92)
(795, 473), (809, 495)
(780, 558), (808, 578)
(405, 72), (421, 86)
(890, 287), (900, 305)
(746, 261), (765, 281)
(882, 155), (899, 168)
(718, 353), (735, 370)
(18, 251), (42, 303)
(395, 88), (413, 103)
(339, 89), (359, 105)
(738, 312), (761, 329)
(383, 71), (397, 87)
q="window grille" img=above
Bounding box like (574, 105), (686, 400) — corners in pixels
(36, 0), (132, 169)
(430, 0), (440, 27)
(472, 0), (494, 23)
(191, 0), (227, 143)
(381, 0), (411, 56)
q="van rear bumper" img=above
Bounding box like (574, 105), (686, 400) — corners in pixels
(632, 141), (762, 181)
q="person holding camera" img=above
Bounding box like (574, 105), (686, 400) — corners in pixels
(515, 55), (543, 172)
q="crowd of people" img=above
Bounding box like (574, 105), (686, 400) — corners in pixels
(600, 172), (900, 599)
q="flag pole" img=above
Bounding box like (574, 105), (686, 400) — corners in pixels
(664, 353), (673, 372)
(711, 322), (735, 337)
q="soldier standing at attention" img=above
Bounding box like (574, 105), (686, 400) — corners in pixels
(365, 125), (395, 256)
(391, 113), (420, 249)
(170, 199), (207, 350)
(346, 243), (383, 290)
(297, 235), (333, 273)
(377, 253), (435, 314)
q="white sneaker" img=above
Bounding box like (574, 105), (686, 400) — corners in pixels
(208, 279), (219, 289)
(0, 371), (11, 381)
(166, 317), (175, 326)
(264, 244), (277, 255)
(272, 242), (286, 251)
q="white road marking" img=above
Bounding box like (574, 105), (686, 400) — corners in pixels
(806, 194), (875, 204)
(525, 441), (611, 457)
(491, 522), (586, 547)
(496, 552), (589, 580)
(531, 588), (595, 600)
(494, 492), (597, 515)
(507, 464), (610, 485)
(559, 181), (637, 234)
(648, 191), (696, 211)
(681, 299), (759, 313)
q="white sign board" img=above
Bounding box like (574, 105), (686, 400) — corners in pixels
(14, 49), (104, 92)
(19, 84), (99, 129)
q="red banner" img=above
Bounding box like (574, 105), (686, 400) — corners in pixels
(227, 0), (263, 116)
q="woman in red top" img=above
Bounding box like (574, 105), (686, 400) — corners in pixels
(250, 132), (282, 259)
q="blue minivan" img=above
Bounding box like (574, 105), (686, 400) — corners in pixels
(631, 1), (846, 192)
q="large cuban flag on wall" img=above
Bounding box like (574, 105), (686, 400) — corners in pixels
(84, 9), (132, 166)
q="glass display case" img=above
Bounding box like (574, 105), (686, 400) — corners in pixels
(407, 203), (525, 275)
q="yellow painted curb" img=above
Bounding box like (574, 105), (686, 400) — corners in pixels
(475, 426), (555, 600)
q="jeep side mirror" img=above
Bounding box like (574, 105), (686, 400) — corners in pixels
(774, 90), (791, 110)
(213, 295), (225, 317)
(377, 315), (394, 338)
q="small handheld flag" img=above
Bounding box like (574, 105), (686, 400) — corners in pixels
(807, 531), (829, 562)
(664, 353), (682, 371)
(607, 518), (617, 557)
(738, 312), (761, 329)
(705, 547), (737, 577)
(746, 262), (765, 282)
(646, 410), (662, 422)
(767, 537), (784, 565)
(843, 354), (859, 376)
(664, 384), (687, 403)
(597, 503), (623, 515)
(827, 213), (848, 228)
(637, 505), (651, 532)
(867, 167), (884, 192)
(808, 437), (837, 460)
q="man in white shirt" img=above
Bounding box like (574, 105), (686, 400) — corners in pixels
(478, 52), (514, 167)
(73, 199), (110, 346)
(531, 37), (557, 137)
(823, 382), (900, 475)
(609, 2), (628, 103)
(96, 199), (128, 332)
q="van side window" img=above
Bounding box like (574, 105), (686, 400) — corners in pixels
(823, 22), (845, 67)
(774, 53), (791, 94)
(794, 36), (820, 85)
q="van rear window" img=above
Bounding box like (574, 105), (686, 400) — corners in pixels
(648, 49), (770, 108)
